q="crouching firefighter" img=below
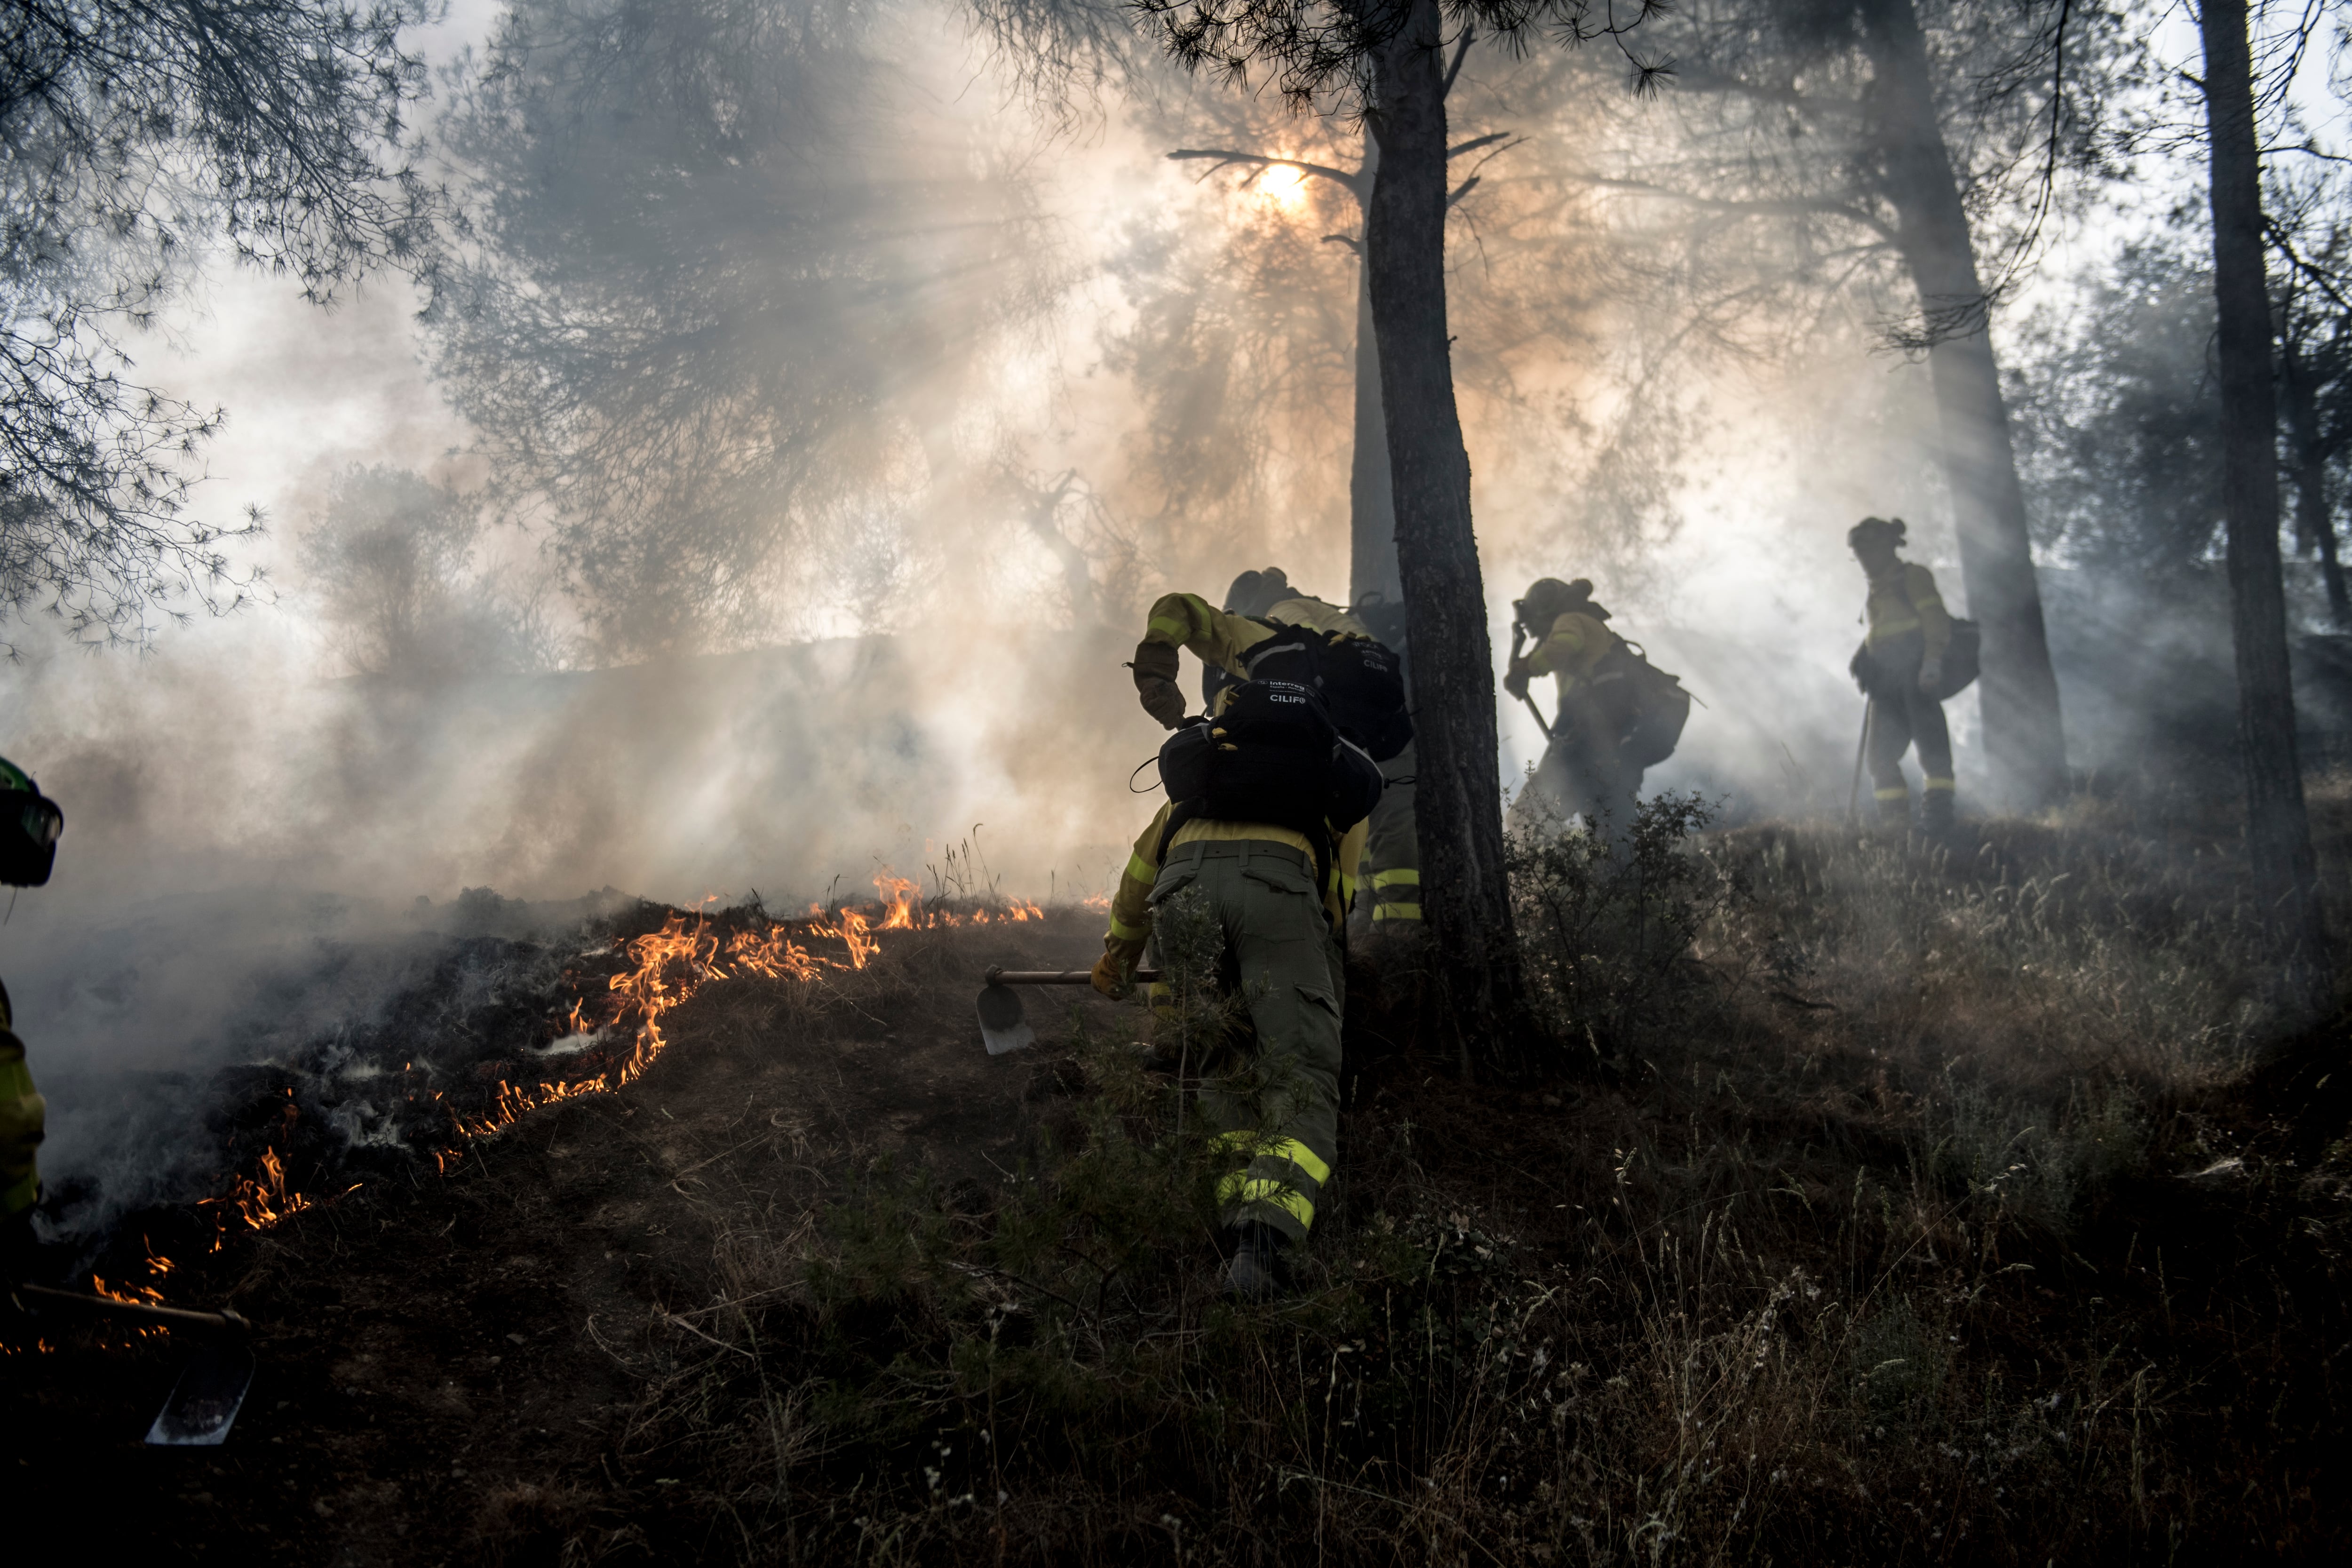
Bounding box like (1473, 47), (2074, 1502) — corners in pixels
(0, 757), (65, 1296)
(1094, 679), (1384, 1298)
(1128, 568), (1413, 925)
(1846, 517), (1976, 836)
(1504, 578), (1691, 833)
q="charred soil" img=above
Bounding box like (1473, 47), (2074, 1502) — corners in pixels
(6, 810), (2352, 1565)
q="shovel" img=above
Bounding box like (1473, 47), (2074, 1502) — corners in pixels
(17, 1283), (256, 1446)
(978, 965), (1162, 1055)
(1509, 623), (1555, 742)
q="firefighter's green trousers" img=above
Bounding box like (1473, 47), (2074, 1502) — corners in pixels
(0, 1027), (43, 1220)
(1865, 632), (1955, 826)
(1363, 740), (1421, 925)
(1150, 838), (1342, 1244)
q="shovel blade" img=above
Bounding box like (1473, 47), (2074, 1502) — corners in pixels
(977, 983), (1037, 1056)
(145, 1338), (255, 1447)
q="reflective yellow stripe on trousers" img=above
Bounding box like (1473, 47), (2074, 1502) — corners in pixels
(1215, 1174), (1315, 1229)
(1211, 1130), (1331, 1185)
(1371, 866), (1422, 922)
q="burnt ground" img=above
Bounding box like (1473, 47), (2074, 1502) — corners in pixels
(6, 839), (2352, 1564)
(2, 913), (1135, 1561)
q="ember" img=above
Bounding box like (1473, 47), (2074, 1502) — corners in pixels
(203, 874), (1048, 1229)
(84, 1244), (180, 1342)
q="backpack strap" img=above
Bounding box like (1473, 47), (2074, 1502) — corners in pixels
(1239, 622), (1318, 678)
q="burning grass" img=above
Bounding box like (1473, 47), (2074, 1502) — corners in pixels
(175, 874), (1047, 1248)
(570, 805), (2349, 1565)
(7, 806), (2349, 1562)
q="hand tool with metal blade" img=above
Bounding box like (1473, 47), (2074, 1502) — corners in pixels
(1846, 695), (1873, 825)
(978, 965), (1161, 1055)
(17, 1283), (256, 1445)
(1510, 623), (1554, 741)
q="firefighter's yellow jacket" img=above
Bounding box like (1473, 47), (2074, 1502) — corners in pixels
(1518, 611), (1620, 700)
(1141, 591), (1375, 682)
(1863, 562), (1953, 662)
(0, 988), (43, 1220)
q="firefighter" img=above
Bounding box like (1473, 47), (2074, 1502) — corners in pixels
(1130, 569), (1410, 923)
(1847, 517), (1956, 835)
(1503, 578), (1642, 832)
(1212, 572), (1419, 930)
(0, 757), (64, 1292)
(1095, 678), (1383, 1298)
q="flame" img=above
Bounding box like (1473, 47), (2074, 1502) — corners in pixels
(875, 874), (921, 930)
(725, 924), (822, 981)
(218, 1146), (329, 1231)
(204, 880), (1058, 1225)
(87, 1242), (178, 1340)
(835, 908), (876, 968)
(91, 1274), (163, 1308)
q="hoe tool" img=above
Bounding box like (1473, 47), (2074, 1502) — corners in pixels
(17, 1283), (256, 1446)
(1845, 697), (1874, 824)
(1509, 623), (1555, 741)
(978, 965), (1162, 1055)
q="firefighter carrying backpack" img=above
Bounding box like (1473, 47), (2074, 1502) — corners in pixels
(1589, 640), (1693, 771)
(1224, 621), (1413, 762)
(1849, 619), (1980, 703)
(1157, 680), (1385, 881)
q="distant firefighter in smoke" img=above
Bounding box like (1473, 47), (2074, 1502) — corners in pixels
(1095, 674), (1383, 1299)
(1505, 577), (1691, 834)
(1846, 517), (1977, 837)
(0, 756), (64, 1290)
(1128, 568), (1413, 924)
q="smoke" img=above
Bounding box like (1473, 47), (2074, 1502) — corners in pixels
(0, 0), (2282, 1231)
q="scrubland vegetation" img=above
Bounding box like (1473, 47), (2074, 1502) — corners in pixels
(471, 788), (2351, 1565)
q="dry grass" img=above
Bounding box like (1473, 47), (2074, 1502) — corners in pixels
(520, 804), (2351, 1565)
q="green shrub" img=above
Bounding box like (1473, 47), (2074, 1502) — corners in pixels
(1510, 792), (1735, 1060)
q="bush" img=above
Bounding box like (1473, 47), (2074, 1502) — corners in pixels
(1510, 792), (1735, 1062)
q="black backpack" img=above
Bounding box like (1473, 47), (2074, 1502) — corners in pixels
(1848, 620), (1980, 703)
(1200, 620), (1414, 763)
(0, 784), (61, 888)
(1157, 681), (1384, 880)
(1589, 641), (1693, 770)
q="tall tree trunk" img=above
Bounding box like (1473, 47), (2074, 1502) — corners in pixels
(2279, 348), (2352, 629)
(2200, 0), (2325, 961)
(2318, 496), (2352, 631)
(1349, 124), (1401, 610)
(1859, 0), (2068, 810)
(1366, 0), (1531, 1073)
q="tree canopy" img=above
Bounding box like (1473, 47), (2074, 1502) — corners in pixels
(0, 0), (439, 648)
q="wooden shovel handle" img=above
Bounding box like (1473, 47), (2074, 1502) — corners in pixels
(17, 1283), (251, 1335)
(985, 968), (1163, 985)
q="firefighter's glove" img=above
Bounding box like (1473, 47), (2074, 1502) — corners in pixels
(1917, 658), (1942, 695)
(1503, 661), (1531, 701)
(1091, 949), (1134, 998)
(1131, 640), (1187, 729)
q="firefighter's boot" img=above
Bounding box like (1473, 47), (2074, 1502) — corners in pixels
(1874, 786), (1910, 832)
(1223, 1222), (1293, 1300)
(1921, 780), (1956, 838)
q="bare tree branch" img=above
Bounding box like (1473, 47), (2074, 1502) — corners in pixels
(1168, 147), (1367, 196)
